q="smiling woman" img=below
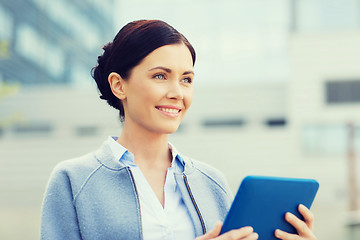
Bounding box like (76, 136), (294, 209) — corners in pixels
(40, 20), (317, 240)
(107, 43), (194, 135)
(92, 20), (195, 122)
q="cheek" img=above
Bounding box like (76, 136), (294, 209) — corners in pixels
(184, 89), (193, 108)
(133, 81), (165, 104)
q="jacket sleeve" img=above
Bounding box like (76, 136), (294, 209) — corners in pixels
(40, 166), (82, 240)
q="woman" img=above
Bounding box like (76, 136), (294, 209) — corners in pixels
(41, 20), (317, 240)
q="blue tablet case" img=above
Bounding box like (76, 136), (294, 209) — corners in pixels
(220, 176), (319, 239)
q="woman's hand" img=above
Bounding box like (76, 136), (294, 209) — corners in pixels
(195, 221), (258, 240)
(275, 204), (317, 240)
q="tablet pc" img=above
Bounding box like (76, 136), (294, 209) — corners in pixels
(220, 176), (319, 239)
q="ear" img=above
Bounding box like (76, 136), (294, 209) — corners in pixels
(108, 72), (127, 100)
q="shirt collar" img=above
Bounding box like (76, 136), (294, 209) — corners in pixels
(168, 142), (185, 167)
(107, 136), (185, 172)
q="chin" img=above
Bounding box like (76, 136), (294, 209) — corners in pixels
(156, 124), (181, 135)
(162, 127), (179, 134)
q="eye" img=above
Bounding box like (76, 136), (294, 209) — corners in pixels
(182, 77), (192, 84)
(153, 73), (166, 80)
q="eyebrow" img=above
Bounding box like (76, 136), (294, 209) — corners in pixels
(148, 66), (194, 75)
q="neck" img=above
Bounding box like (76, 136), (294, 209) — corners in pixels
(116, 122), (171, 167)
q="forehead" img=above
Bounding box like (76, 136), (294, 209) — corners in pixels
(139, 43), (194, 71)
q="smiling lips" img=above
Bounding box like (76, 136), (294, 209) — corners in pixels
(156, 106), (182, 117)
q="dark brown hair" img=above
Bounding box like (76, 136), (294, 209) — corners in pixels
(91, 20), (196, 121)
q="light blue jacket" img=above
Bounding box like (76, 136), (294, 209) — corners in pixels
(41, 140), (233, 240)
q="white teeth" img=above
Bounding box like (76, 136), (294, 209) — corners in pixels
(158, 108), (179, 114)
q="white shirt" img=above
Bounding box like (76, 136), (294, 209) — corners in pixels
(108, 137), (195, 240)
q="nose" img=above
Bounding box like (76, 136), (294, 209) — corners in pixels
(167, 82), (184, 100)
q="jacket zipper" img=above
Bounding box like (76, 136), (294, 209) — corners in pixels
(183, 175), (206, 234)
(128, 167), (144, 240)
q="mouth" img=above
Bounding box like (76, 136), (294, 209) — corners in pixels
(155, 106), (182, 117)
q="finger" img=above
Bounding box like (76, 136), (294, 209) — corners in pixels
(195, 221), (222, 240)
(242, 232), (259, 240)
(274, 229), (299, 240)
(285, 212), (312, 236)
(218, 226), (255, 240)
(298, 204), (315, 230)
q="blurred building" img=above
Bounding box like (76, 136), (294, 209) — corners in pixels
(0, 0), (115, 85)
(1, 0), (360, 240)
(289, 0), (360, 155)
(289, 1), (360, 239)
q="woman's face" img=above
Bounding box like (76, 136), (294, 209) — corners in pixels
(121, 43), (194, 135)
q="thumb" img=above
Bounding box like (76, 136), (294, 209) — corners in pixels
(195, 221), (222, 240)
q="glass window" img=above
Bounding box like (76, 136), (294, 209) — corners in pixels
(0, 5), (13, 40)
(74, 125), (99, 137)
(15, 24), (38, 62)
(45, 1), (100, 50)
(70, 63), (92, 86)
(302, 124), (350, 156)
(264, 118), (287, 127)
(12, 122), (53, 136)
(296, 0), (360, 32)
(31, 0), (47, 10)
(89, 0), (113, 15)
(202, 118), (247, 128)
(46, 43), (65, 78)
(15, 24), (65, 78)
(326, 80), (360, 104)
